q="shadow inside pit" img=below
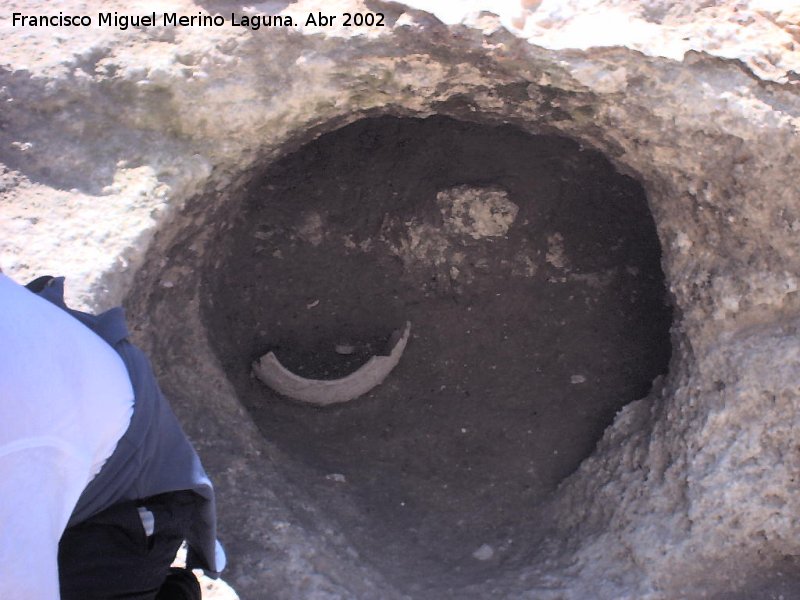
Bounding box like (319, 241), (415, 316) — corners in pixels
(200, 115), (672, 594)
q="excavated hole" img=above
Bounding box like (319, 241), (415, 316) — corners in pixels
(201, 115), (672, 592)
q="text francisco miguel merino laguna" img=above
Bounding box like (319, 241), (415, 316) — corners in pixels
(11, 11), (383, 30)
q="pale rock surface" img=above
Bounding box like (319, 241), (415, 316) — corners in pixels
(518, 0), (800, 84)
(436, 185), (519, 240)
(2, 0), (800, 598)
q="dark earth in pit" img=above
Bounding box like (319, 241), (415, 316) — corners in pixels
(201, 115), (672, 594)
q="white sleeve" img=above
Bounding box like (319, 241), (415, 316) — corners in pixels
(0, 274), (134, 598)
(0, 443), (92, 600)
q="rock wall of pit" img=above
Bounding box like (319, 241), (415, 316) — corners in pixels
(2, 1), (799, 598)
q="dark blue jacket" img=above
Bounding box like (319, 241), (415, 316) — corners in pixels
(34, 277), (221, 575)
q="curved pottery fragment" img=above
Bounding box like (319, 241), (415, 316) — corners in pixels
(253, 322), (411, 406)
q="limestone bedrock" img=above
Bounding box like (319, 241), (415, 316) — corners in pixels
(1, 0), (799, 598)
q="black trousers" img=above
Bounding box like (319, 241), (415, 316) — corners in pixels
(58, 491), (198, 600)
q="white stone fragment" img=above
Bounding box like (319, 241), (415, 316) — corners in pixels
(437, 185), (519, 239)
(472, 544), (495, 561)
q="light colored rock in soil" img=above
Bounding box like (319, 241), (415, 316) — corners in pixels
(437, 185), (519, 240)
(472, 543), (495, 561)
